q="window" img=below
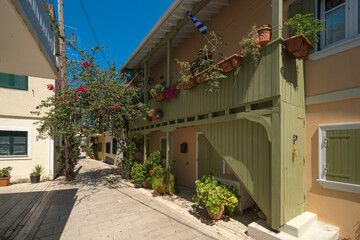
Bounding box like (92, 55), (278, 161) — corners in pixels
(320, 0), (360, 49)
(112, 138), (117, 155)
(0, 131), (28, 156)
(0, 73), (28, 90)
(318, 123), (360, 193)
(106, 142), (110, 154)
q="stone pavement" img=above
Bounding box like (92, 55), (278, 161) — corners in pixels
(0, 158), (249, 240)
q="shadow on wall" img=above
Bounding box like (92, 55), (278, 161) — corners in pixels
(0, 189), (77, 239)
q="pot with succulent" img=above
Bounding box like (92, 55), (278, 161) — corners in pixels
(257, 24), (272, 47)
(150, 84), (166, 102)
(30, 165), (44, 183)
(192, 174), (240, 220)
(0, 166), (13, 187)
(284, 14), (325, 59)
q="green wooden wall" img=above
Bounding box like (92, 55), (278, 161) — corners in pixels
(200, 119), (271, 219)
(197, 134), (223, 179)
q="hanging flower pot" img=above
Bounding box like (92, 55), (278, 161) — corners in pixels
(181, 76), (197, 90)
(217, 54), (243, 73)
(194, 71), (209, 83)
(154, 93), (165, 102)
(284, 34), (314, 60)
(257, 26), (272, 47)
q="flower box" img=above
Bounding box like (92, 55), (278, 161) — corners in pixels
(153, 93), (165, 102)
(181, 76), (197, 90)
(284, 34), (314, 60)
(257, 27), (272, 47)
(217, 54), (243, 73)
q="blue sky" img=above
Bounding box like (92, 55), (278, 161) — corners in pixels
(54, 0), (173, 69)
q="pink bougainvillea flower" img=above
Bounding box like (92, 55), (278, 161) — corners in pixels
(47, 84), (54, 91)
(99, 87), (104, 90)
(127, 85), (131, 88)
(76, 86), (88, 93)
(57, 79), (62, 85)
(72, 33), (75, 36)
(57, 99), (66, 102)
(90, 101), (94, 104)
(82, 62), (91, 67)
(149, 170), (152, 174)
(132, 86), (136, 88)
(73, 95), (79, 98)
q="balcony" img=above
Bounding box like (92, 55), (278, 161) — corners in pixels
(0, 0), (58, 79)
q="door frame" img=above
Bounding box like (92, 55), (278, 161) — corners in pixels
(160, 135), (173, 163)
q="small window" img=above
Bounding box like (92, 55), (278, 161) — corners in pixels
(0, 73), (28, 90)
(0, 131), (28, 156)
(112, 138), (117, 155)
(318, 123), (360, 193)
(106, 142), (110, 154)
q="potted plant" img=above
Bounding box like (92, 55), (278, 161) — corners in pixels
(217, 54), (244, 73)
(284, 13), (325, 59)
(257, 24), (272, 47)
(150, 84), (165, 102)
(176, 60), (198, 90)
(163, 84), (179, 103)
(239, 25), (261, 63)
(0, 166), (13, 187)
(192, 174), (240, 220)
(30, 165), (44, 183)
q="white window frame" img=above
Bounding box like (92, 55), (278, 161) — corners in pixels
(317, 123), (360, 194)
(0, 127), (32, 160)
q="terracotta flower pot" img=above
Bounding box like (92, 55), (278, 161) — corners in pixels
(194, 71), (209, 83)
(217, 54), (243, 73)
(257, 27), (272, 47)
(0, 177), (10, 187)
(207, 205), (225, 220)
(154, 93), (165, 102)
(284, 34), (314, 60)
(181, 76), (197, 90)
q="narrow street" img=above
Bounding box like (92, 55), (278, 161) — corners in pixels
(0, 158), (242, 240)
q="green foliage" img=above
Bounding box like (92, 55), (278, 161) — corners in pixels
(192, 174), (240, 215)
(30, 165), (44, 177)
(150, 166), (175, 195)
(150, 84), (165, 96)
(285, 13), (325, 45)
(239, 26), (260, 63)
(176, 31), (226, 92)
(130, 151), (162, 185)
(130, 162), (145, 185)
(122, 141), (138, 176)
(0, 166), (13, 178)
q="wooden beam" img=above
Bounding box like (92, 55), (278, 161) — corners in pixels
(135, 0), (212, 70)
(167, 38), (173, 86)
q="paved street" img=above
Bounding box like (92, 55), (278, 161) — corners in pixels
(0, 158), (233, 240)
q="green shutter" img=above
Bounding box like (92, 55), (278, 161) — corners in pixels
(0, 73), (12, 88)
(13, 75), (28, 90)
(0, 133), (11, 155)
(289, 0), (315, 18)
(0, 73), (28, 90)
(112, 138), (117, 154)
(0, 131), (27, 156)
(106, 142), (111, 153)
(326, 129), (360, 184)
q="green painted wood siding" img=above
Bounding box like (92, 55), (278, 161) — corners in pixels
(200, 119), (271, 218)
(326, 129), (360, 184)
(197, 134), (223, 179)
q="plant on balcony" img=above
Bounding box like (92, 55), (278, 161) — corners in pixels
(257, 24), (272, 47)
(239, 25), (261, 63)
(192, 174), (240, 219)
(176, 32), (226, 92)
(0, 167), (13, 187)
(163, 84), (179, 102)
(150, 84), (166, 102)
(146, 109), (163, 121)
(284, 14), (325, 59)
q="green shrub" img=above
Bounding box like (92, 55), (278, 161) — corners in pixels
(192, 174), (240, 215)
(0, 166), (13, 178)
(131, 162), (145, 185)
(150, 165), (175, 195)
(30, 165), (44, 177)
(150, 84), (165, 97)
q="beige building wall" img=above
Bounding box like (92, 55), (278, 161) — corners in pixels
(0, 117), (52, 181)
(0, 76), (55, 180)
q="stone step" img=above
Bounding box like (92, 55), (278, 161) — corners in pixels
(248, 219), (339, 240)
(283, 211), (317, 237)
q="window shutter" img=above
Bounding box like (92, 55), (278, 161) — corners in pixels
(106, 142), (110, 154)
(12, 132), (27, 155)
(0, 73), (13, 88)
(326, 129), (360, 184)
(289, 0), (315, 18)
(112, 138), (117, 155)
(13, 75), (28, 90)
(0, 133), (11, 155)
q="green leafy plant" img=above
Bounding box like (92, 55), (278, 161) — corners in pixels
(150, 165), (175, 195)
(192, 174), (240, 216)
(0, 167), (13, 178)
(130, 151), (162, 186)
(285, 13), (325, 45)
(239, 25), (261, 63)
(150, 84), (165, 97)
(176, 31), (226, 92)
(30, 165), (44, 177)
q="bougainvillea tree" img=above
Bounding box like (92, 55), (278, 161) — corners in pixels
(32, 35), (146, 180)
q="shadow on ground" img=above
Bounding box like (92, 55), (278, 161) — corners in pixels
(0, 188), (77, 240)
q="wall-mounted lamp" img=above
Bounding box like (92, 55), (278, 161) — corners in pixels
(180, 142), (187, 153)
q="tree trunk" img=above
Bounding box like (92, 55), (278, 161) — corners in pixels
(64, 135), (75, 181)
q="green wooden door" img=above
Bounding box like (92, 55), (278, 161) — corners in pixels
(197, 134), (223, 179)
(326, 129), (360, 184)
